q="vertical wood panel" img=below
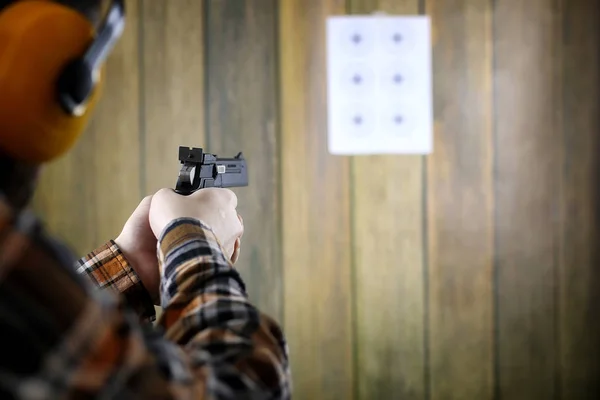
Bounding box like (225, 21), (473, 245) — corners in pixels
(280, 0), (353, 398)
(348, 1), (425, 399)
(29, 0), (600, 397)
(560, 0), (600, 397)
(141, 0), (205, 195)
(34, 0), (141, 252)
(34, 134), (96, 252)
(205, 1), (282, 320)
(426, 0), (494, 399)
(494, 0), (562, 398)
(90, 0), (141, 243)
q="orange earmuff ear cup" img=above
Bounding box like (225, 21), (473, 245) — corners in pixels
(0, 0), (102, 164)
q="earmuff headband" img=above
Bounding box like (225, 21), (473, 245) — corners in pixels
(57, 0), (125, 116)
(84, 0), (125, 74)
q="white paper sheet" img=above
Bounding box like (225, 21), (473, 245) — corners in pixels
(326, 15), (433, 155)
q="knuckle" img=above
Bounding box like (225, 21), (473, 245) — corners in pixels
(225, 189), (238, 205)
(154, 188), (174, 202)
(236, 217), (244, 236)
(156, 188), (172, 197)
(189, 188), (206, 199)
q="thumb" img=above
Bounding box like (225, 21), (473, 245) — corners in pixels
(128, 195), (153, 223)
(137, 195), (153, 213)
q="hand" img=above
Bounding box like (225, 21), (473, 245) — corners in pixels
(114, 196), (160, 303)
(149, 188), (244, 261)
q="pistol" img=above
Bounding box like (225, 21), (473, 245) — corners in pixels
(175, 146), (248, 195)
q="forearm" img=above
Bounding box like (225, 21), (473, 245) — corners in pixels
(1, 210), (290, 398)
(157, 218), (291, 397)
(76, 217), (291, 395)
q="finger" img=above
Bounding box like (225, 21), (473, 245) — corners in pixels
(154, 187), (178, 203)
(231, 237), (241, 264)
(130, 195), (153, 220)
(227, 189), (238, 208)
(237, 214), (244, 238)
(204, 187), (238, 208)
(139, 195), (153, 209)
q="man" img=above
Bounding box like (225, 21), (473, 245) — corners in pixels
(0, 0), (291, 398)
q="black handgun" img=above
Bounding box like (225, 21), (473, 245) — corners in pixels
(175, 146), (248, 195)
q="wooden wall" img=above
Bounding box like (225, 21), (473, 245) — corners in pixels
(33, 0), (600, 399)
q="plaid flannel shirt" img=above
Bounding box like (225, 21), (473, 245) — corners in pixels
(0, 198), (291, 399)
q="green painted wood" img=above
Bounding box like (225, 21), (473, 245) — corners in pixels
(204, 0), (282, 321)
(494, 0), (562, 398)
(560, 0), (600, 397)
(426, 0), (495, 399)
(347, 1), (426, 399)
(279, 0), (354, 398)
(141, 0), (206, 195)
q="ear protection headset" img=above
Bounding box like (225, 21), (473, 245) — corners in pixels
(0, 0), (125, 163)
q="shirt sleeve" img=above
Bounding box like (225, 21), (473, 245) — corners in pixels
(156, 218), (291, 397)
(0, 211), (291, 399)
(76, 240), (156, 323)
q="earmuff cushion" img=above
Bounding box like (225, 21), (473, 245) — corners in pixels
(0, 0), (102, 163)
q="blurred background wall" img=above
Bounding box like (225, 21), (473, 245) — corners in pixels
(33, 0), (599, 399)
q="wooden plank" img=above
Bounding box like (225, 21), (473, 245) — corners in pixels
(33, 135), (97, 253)
(87, 0), (141, 244)
(34, 0), (141, 253)
(494, 0), (562, 398)
(141, 0), (205, 195)
(204, 1), (282, 320)
(347, 1), (426, 399)
(560, 0), (600, 397)
(140, 0), (204, 320)
(426, 0), (494, 399)
(279, 0), (353, 398)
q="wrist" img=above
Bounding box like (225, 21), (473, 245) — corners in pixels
(113, 235), (137, 276)
(155, 217), (211, 241)
(113, 235), (132, 262)
(113, 236), (160, 304)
